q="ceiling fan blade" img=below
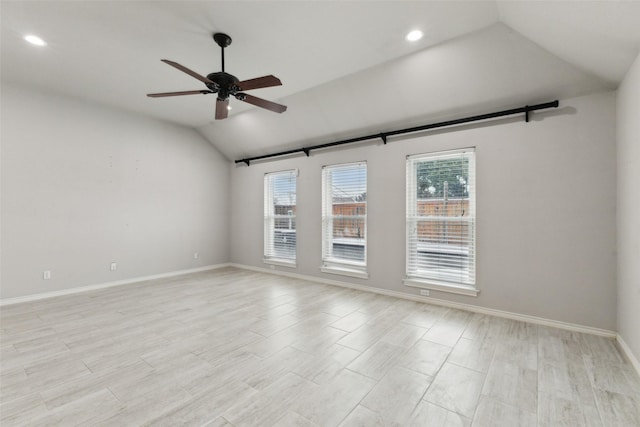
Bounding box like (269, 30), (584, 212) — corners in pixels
(236, 75), (282, 91)
(161, 59), (217, 86)
(239, 94), (287, 113)
(215, 98), (229, 120)
(147, 90), (214, 98)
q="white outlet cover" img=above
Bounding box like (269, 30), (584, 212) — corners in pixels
(110, 262), (117, 271)
(193, 252), (199, 259)
(43, 270), (51, 280)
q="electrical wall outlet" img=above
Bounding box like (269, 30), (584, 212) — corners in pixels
(110, 262), (117, 271)
(193, 252), (199, 259)
(43, 270), (51, 280)
(420, 289), (430, 296)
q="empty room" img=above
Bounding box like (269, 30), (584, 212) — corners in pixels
(1, 1), (639, 426)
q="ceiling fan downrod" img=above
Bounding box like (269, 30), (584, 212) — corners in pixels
(213, 33), (232, 72)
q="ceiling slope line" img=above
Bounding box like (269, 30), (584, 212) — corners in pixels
(235, 100), (559, 166)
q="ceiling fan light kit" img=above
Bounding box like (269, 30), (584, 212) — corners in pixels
(147, 32), (287, 120)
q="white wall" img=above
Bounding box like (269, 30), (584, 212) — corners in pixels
(617, 53), (640, 361)
(230, 91), (617, 331)
(0, 84), (230, 300)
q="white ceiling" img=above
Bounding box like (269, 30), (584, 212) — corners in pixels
(2, 1), (639, 161)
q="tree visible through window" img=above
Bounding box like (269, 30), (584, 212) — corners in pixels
(407, 149), (475, 286)
(417, 157), (470, 199)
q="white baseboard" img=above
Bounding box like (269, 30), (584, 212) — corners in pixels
(616, 334), (640, 377)
(229, 263), (617, 339)
(0, 263), (231, 306)
(2, 262), (619, 341)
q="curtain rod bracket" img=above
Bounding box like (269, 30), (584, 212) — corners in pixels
(380, 134), (387, 144)
(303, 148), (310, 157)
(243, 159), (250, 166)
(525, 105), (530, 123)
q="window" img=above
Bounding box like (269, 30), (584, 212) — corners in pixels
(321, 162), (368, 278)
(264, 170), (297, 266)
(405, 149), (476, 295)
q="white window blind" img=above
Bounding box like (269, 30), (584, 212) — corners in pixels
(264, 170), (297, 264)
(322, 162), (367, 273)
(406, 149), (476, 286)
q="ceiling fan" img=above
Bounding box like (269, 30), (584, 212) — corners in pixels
(147, 33), (287, 120)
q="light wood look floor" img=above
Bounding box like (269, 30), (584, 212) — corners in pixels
(1, 267), (639, 426)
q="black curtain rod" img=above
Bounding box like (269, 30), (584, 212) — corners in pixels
(236, 100), (559, 166)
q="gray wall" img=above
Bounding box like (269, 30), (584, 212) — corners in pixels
(0, 83), (621, 335)
(1, 84), (230, 299)
(617, 53), (640, 360)
(230, 91), (617, 331)
(200, 24), (609, 161)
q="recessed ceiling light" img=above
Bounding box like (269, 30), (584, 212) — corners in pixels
(227, 105), (232, 111)
(24, 35), (47, 46)
(405, 30), (423, 42)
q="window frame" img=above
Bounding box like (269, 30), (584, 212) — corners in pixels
(404, 148), (478, 296)
(321, 161), (369, 279)
(263, 169), (298, 268)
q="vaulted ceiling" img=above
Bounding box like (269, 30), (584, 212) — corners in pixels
(2, 1), (639, 161)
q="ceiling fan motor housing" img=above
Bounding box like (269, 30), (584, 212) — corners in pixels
(206, 72), (240, 100)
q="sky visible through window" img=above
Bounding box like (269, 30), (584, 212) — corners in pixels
(272, 168), (367, 206)
(273, 174), (296, 206)
(331, 166), (366, 201)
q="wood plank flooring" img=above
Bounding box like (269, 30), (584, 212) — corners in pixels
(1, 267), (639, 426)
